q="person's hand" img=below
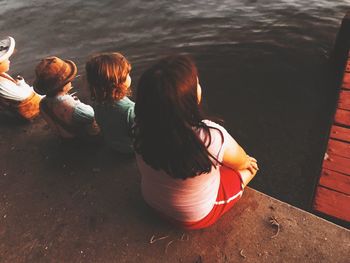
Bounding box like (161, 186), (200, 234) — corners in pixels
(15, 75), (24, 84)
(245, 155), (259, 175)
(70, 91), (79, 101)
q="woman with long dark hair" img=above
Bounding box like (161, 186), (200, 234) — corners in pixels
(134, 55), (258, 229)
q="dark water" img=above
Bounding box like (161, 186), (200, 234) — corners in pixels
(1, 0), (349, 209)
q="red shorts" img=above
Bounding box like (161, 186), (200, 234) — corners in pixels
(162, 166), (244, 230)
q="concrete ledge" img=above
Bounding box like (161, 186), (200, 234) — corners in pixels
(0, 118), (349, 263)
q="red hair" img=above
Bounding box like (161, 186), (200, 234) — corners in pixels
(86, 52), (131, 103)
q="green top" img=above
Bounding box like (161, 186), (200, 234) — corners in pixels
(94, 96), (135, 153)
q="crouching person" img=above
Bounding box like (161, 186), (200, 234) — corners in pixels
(33, 56), (100, 141)
(0, 36), (42, 120)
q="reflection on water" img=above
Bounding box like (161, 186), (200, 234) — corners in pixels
(0, 0), (349, 208)
(1, 0), (347, 72)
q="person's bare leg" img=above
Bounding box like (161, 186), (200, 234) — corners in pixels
(239, 169), (257, 188)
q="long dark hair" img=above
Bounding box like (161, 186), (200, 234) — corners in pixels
(134, 55), (220, 179)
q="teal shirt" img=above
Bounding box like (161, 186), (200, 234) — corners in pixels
(94, 97), (135, 153)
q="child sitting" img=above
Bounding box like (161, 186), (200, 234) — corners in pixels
(0, 36), (42, 120)
(85, 52), (134, 153)
(33, 56), (100, 140)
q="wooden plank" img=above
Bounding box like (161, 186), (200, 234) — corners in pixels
(313, 186), (350, 222)
(327, 138), (350, 158)
(342, 83), (350, 90)
(330, 125), (350, 142)
(319, 168), (350, 195)
(342, 72), (350, 89)
(313, 13), (350, 223)
(335, 108), (350, 126)
(338, 90), (350, 110)
(323, 153), (350, 175)
(339, 90), (350, 99)
(345, 58), (350, 72)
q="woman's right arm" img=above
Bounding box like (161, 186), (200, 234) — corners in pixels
(221, 134), (258, 187)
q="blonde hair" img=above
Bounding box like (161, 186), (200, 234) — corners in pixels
(86, 52), (131, 103)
